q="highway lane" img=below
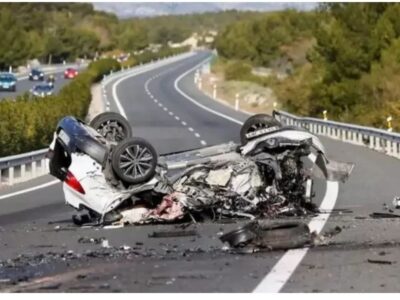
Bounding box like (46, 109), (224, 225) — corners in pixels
(0, 52), (302, 291)
(0, 51), (400, 292)
(0, 66), (82, 99)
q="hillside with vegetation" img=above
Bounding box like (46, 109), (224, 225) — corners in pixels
(0, 3), (261, 69)
(215, 3), (400, 130)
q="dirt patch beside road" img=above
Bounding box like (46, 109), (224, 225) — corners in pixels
(86, 84), (105, 123)
(199, 70), (279, 115)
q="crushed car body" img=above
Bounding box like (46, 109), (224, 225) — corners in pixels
(47, 112), (354, 226)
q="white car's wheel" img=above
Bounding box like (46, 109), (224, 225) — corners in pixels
(111, 137), (158, 184)
(90, 112), (132, 142)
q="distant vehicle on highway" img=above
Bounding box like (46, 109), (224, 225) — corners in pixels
(29, 69), (44, 81)
(46, 74), (56, 87)
(64, 68), (78, 79)
(30, 84), (53, 98)
(0, 73), (17, 92)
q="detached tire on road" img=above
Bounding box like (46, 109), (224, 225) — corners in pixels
(111, 137), (158, 184)
(90, 112), (132, 143)
(255, 221), (311, 250)
(220, 221), (311, 250)
(240, 114), (282, 145)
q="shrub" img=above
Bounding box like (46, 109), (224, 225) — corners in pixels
(0, 47), (189, 157)
(224, 60), (252, 81)
(0, 58), (119, 156)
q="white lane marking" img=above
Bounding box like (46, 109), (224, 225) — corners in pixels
(144, 62), (206, 145)
(174, 56), (341, 292)
(175, 116), (180, 121)
(112, 52), (195, 117)
(253, 181), (339, 293)
(0, 180), (59, 201)
(200, 140), (207, 146)
(174, 56), (243, 126)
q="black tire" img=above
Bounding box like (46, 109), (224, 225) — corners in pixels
(111, 137), (158, 184)
(240, 114), (282, 145)
(255, 221), (311, 250)
(90, 112), (132, 142)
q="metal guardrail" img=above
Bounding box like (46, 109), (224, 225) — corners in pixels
(0, 53), (191, 187)
(274, 110), (400, 159)
(0, 149), (49, 186)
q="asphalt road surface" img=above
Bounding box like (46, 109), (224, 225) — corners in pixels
(1, 51), (400, 292)
(0, 66), (81, 100)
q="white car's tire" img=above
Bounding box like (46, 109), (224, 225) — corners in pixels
(90, 112), (132, 142)
(111, 137), (158, 184)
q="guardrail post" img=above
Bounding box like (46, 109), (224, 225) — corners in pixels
(396, 143), (400, 158)
(386, 139), (393, 155)
(21, 164), (26, 181)
(369, 136), (374, 149)
(9, 167), (14, 185)
(349, 131), (353, 142)
(356, 132), (363, 145)
(32, 161), (37, 178)
(375, 137), (381, 151)
(309, 123), (315, 134)
(235, 94), (240, 111)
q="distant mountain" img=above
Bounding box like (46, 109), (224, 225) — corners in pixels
(93, 2), (317, 18)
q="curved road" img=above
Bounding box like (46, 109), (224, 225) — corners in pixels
(0, 51), (399, 292)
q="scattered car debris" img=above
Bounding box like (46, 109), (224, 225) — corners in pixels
(101, 240), (110, 248)
(220, 220), (312, 251)
(370, 212), (400, 219)
(367, 259), (394, 265)
(392, 196), (400, 209)
(148, 230), (198, 238)
(78, 237), (106, 245)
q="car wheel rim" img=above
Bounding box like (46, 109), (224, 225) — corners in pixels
(248, 122), (270, 134)
(119, 144), (153, 179)
(97, 121), (125, 142)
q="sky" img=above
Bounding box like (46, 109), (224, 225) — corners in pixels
(93, 2), (317, 18)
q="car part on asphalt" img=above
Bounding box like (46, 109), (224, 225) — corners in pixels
(48, 112), (354, 226)
(220, 220), (312, 251)
(89, 112), (133, 142)
(392, 196), (400, 209)
(367, 259), (394, 265)
(148, 230), (198, 238)
(370, 212), (400, 219)
(77, 237), (106, 245)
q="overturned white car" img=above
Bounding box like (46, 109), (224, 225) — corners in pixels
(48, 112), (354, 226)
